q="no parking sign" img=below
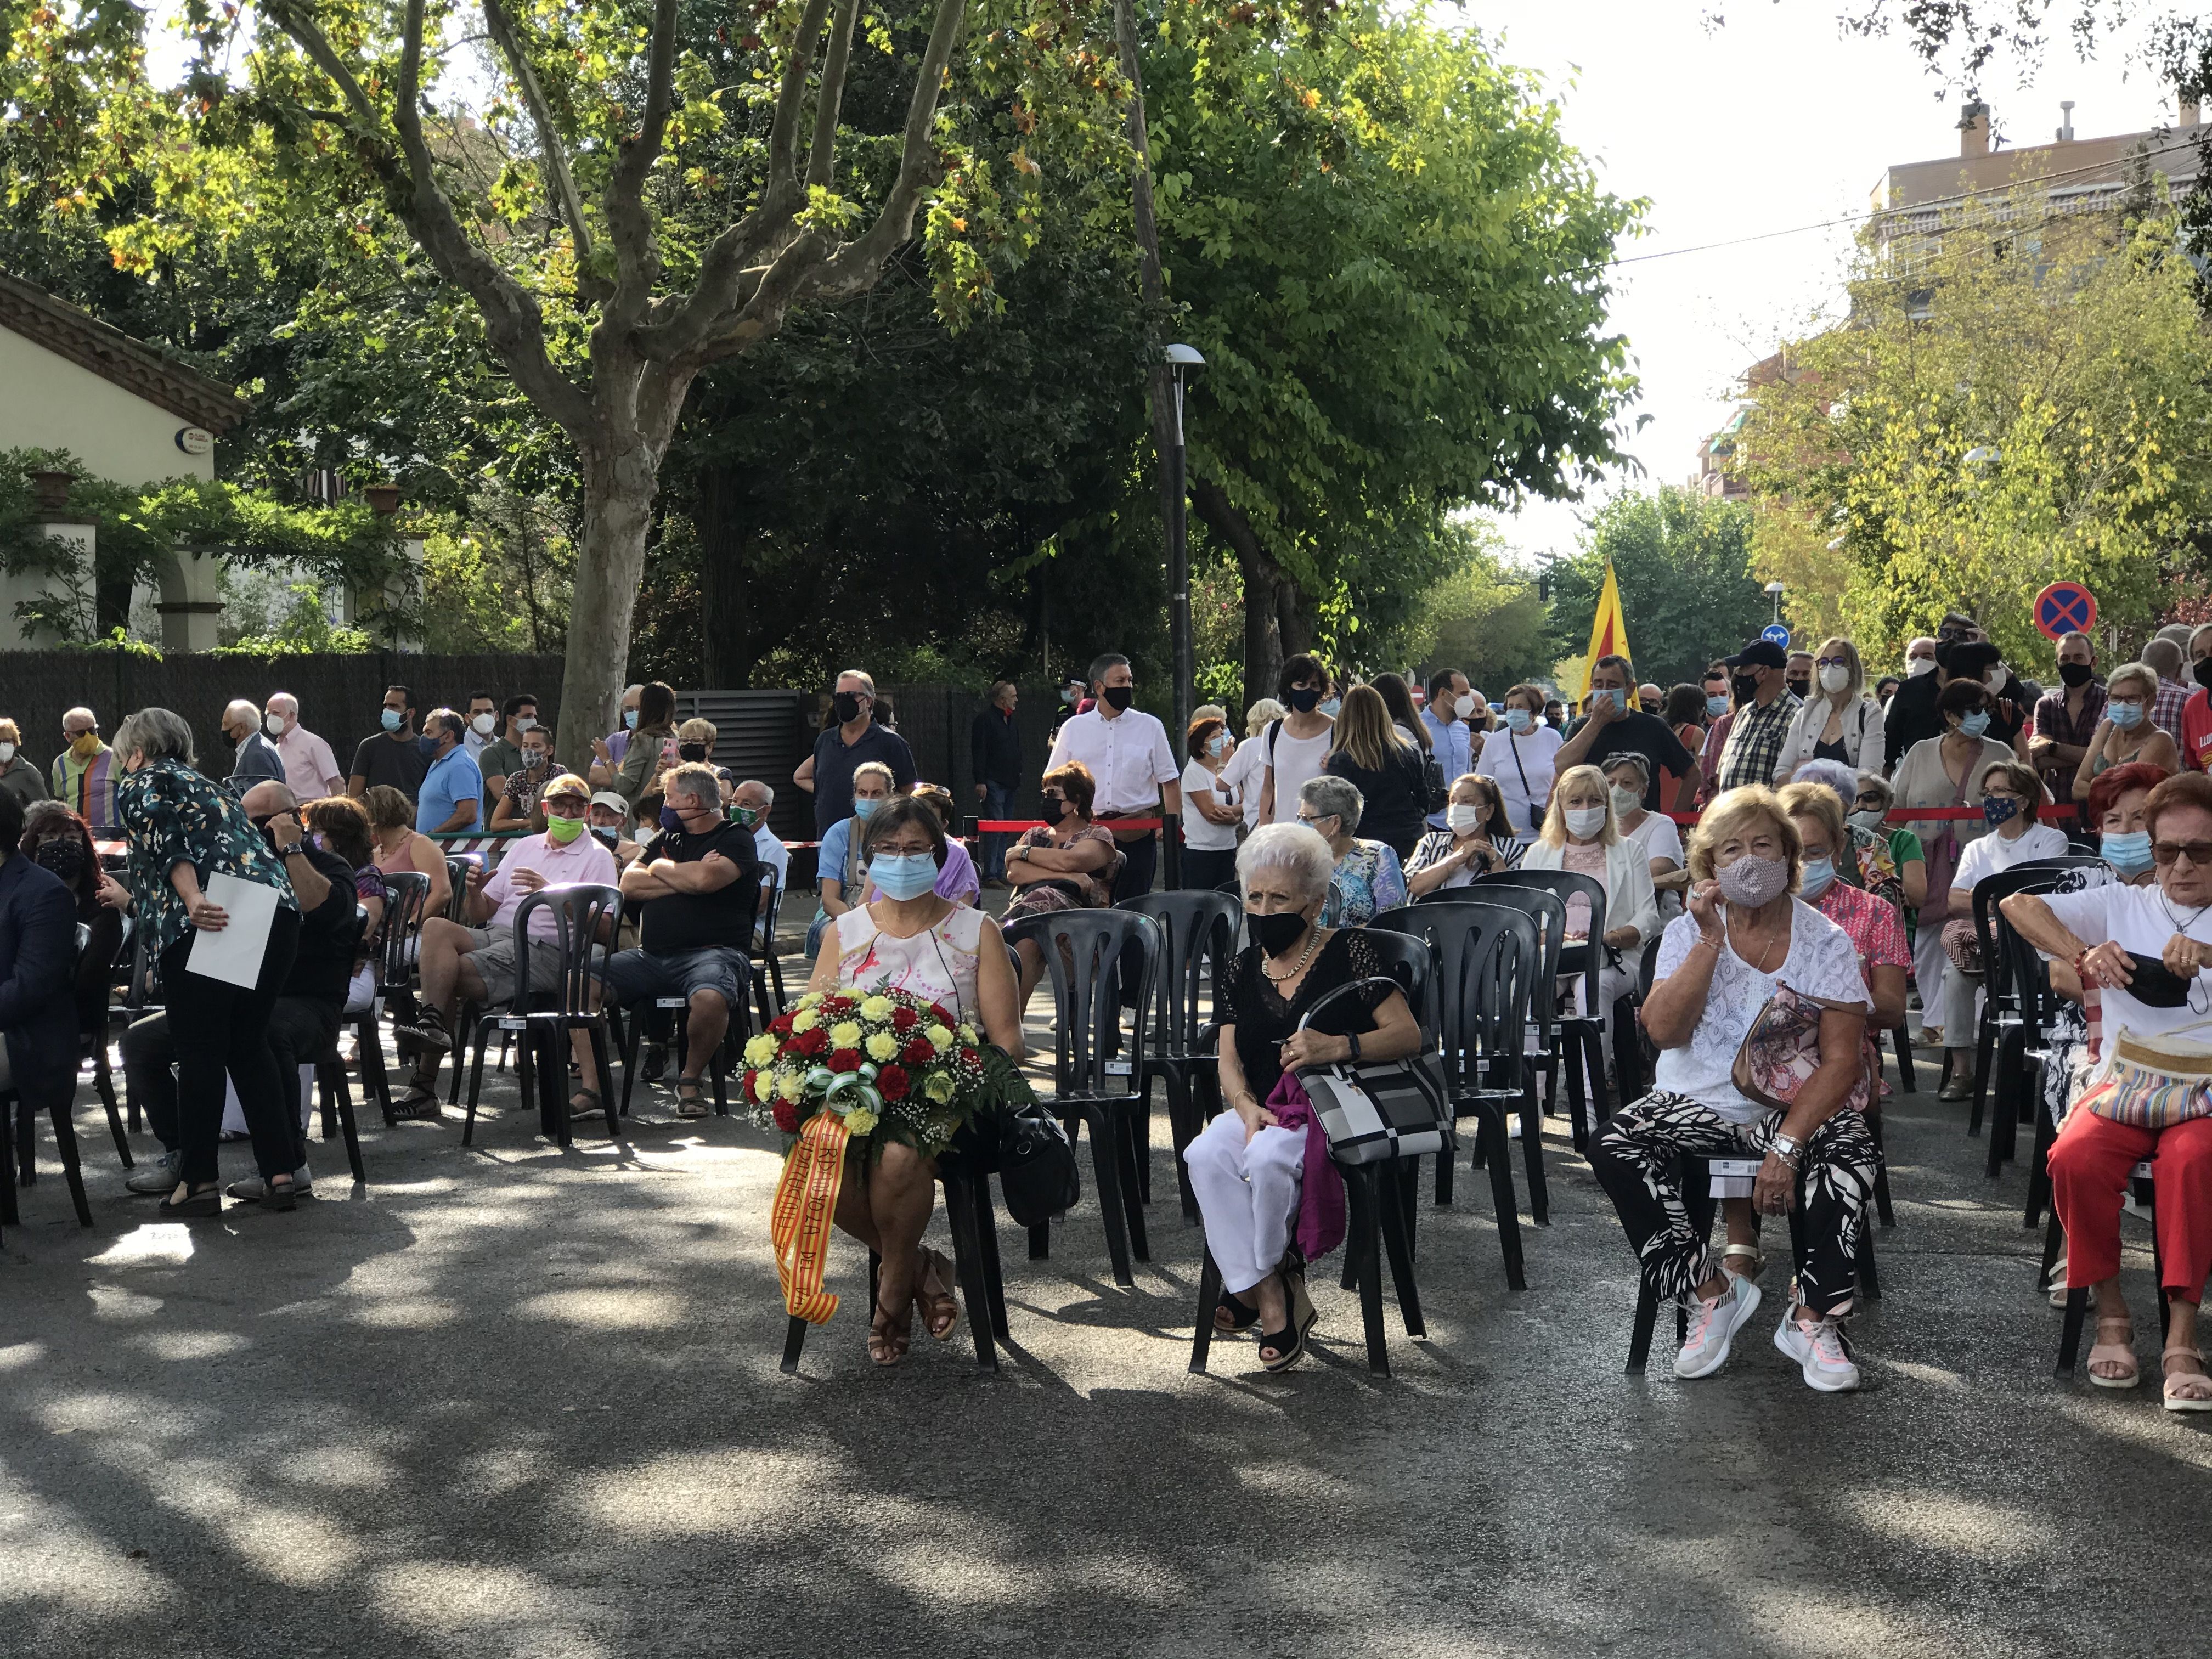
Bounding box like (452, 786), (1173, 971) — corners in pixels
(2034, 581), (2097, 641)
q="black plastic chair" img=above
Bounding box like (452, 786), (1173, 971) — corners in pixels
(357, 871), (430, 1121)
(751, 867), (787, 1029)
(1119, 889), (1240, 1221)
(459, 883), (623, 1148)
(615, 972), (748, 1118)
(1002, 909), (1161, 1285)
(1444, 881), (1573, 1148)
(1, 924), (100, 1228)
(1371, 902), (1533, 1286)
(111, 918), (162, 1136)
(1966, 859), (2103, 1138)
(444, 856), (475, 922)
(1477, 867), (1627, 1149)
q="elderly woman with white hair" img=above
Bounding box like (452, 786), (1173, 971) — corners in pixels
(1296, 774), (1407, 927)
(0, 716), (49, 815)
(1186, 823), (1422, 1372)
(1587, 786), (1876, 1392)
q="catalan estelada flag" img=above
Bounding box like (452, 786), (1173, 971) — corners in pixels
(1576, 558), (1631, 699)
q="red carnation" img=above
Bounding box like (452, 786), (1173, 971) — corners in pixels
(890, 1006), (921, 1032)
(822, 994), (856, 1016)
(901, 1038), (934, 1066)
(928, 1002), (953, 1028)
(771, 1099), (800, 1133)
(876, 1064), (911, 1101)
(770, 1013), (795, 1037)
(794, 1026), (829, 1057)
(826, 1049), (862, 1073)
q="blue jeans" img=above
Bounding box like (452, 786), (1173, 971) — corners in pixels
(980, 782), (1014, 879)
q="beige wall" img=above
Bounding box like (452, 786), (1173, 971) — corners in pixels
(0, 326), (217, 486)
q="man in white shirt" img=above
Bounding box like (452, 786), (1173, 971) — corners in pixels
(733, 777), (791, 898)
(264, 692), (345, 800)
(1420, 667), (1476, 831)
(1045, 651), (1183, 901)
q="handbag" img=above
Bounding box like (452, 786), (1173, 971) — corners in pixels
(1914, 758), (1977, 923)
(1292, 977), (1454, 1165)
(993, 1096), (1081, 1227)
(1940, 916), (1984, 976)
(1730, 982), (1874, 1115)
(2075, 1020), (2212, 1128)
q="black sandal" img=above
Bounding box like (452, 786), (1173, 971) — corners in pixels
(386, 1086), (442, 1124)
(1214, 1290), (1261, 1334)
(157, 1183), (222, 1218)
(1259, 1323), (1304, 1374)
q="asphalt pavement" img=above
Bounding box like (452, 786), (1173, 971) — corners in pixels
(4, 1015), (2207, 1658)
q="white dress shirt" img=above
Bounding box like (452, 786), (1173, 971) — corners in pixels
(1046, 707), (1181, 816)
(753, 822), (792, 895)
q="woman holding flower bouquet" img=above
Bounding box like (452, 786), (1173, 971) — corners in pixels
(792, 794), (1023, 1365)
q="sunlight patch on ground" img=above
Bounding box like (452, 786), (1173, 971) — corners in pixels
(0, 1341), (47, 1371)
(516, 1287), (686, 1330)
(351, 1296), (465, 1329)
(1881, 1359), (1967, 1390)
(86, 1285), (166, 1321)
(151, 1469), (363, 1588)
(574, 1447), (825, 1533)
(85, 1224), (196, 1266)
(1840, 1488), (2055, 1562)
(125, 1329), (250, 1361)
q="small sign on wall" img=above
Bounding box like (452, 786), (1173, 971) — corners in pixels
(174, 426), (212, 456)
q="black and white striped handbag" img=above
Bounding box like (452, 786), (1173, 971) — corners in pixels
(1293, 977), (1453, 1165)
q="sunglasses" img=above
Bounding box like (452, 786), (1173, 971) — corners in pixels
(2153, 842), (2212, 867)
(1855, 794), (1886, 809)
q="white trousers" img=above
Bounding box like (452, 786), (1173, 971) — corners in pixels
(1186, 1109), (1304, 1295)
(1911, 925), (1948, 1026)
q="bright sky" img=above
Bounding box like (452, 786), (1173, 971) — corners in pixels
(1470, 0), (2174, 568)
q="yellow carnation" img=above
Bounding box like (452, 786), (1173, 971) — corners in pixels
(926, 1024), (953, 1052)
(924, 1071), (957, 1104)
(797, 991), (823, 1010)
(828, 1020), (863, 1050)
(743, 1034), (777, 1066)
(956, 1024), (978, 1047)
(844, 1107), (879, 1135)
(776, 1070), (808, 1104)
(754, 1069), (777, 1103)
(790, 1009), (819, 1035)
(859, 995), (895, 1022)
(865, 1031), (899, 1063)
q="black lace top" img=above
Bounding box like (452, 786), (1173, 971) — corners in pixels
(1224, 928), (1391, 1102)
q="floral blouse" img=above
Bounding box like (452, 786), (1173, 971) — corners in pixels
(117, 757), (297, 955)
(1322, 839), (1408, 928)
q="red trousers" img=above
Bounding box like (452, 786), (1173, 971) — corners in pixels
(2049, 1109), (2212, 1302)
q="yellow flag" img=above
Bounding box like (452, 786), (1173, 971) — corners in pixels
(1575, 559), (1631, 699)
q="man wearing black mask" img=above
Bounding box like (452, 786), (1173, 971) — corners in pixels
(793, 669), (915, 838)
(1785, 650), (1815, 704)
(1045, 652), (1182, 902)
(1882, 612), (1982, 775)
(2028, 631), (2104, 800)
(1712, 639), (1802, 792)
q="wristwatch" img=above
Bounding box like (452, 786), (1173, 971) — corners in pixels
(1769, 1131), (1803, 1167)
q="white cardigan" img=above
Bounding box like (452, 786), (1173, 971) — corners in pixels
(1519, 836), (1661, 947)
(1774, 693), (1887, 780)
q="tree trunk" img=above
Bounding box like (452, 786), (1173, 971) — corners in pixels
(697, 466), (752, 685)
(1189, 474), (1297, 712)
(556, 444), (658, 770)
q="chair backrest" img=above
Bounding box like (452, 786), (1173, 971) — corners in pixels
(1478, 867), (1607, 1022)
(1347, 923), (1436, 1036)
(1371, 901), (1539, 1093)
(1119, 890), (1241, 1058)
(1996, 875), (2068, 1040)
(445, 856), (475, 922)
(754, 866), (784, 957)
(1971, 859), (2104, 1007)
(510, 883), (624, 1017)
(1435, 884), (1565, 1025)
(379, 871), (432, 992)
(1002, 908), (1160, 1099)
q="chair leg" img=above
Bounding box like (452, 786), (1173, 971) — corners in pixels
(1582, 1025), (1613, 1133)
(1561, 1040), (1589, 1153)
(1132, 1075), (1155, 1206)
(1480, 1102), (1526, 1291)
(1869, 1108), (1896, 1228)
(1855, 1224), (1881, 1302)
(357, 1014), (391, 1121)
(1986, 1028), (2023, 1177)
(1188, 1245), (1224, 1373)
(1347, 1171), (1390, 1376)
(1082, 1109), (1136, 1286)
(0, 1100), (19, 1226)
(49, 1096), (93, 1227)
(2025, 1096), (2059, 1230)
(1378, 1167), (1424, 1339)
(1114, 1105), (1150, 1263)
(1435, 1104), (1459, 1206)
(1627, 1280), (1660, 1374)
(619, 1005), (644, 1119)
(591, 1023), (620, 1139)
(1517, 1086), (1550, 1228)
(2039, 1209), (2067, 1290)
(1164, 1068), (1201, 1224)
(2057, 1284), (2090, 1375)
(1892, 1023), (1917, 1096)
(461, 1025), (493, 1146)
(14, 1091), (32, 1187)
(1968, 1005), (1996, 1135)
(1397, 1159), (1419, 1262)
(1028, 1221), (1051, 1260)
(92, 1042), (132, 1169)
(938, 1170), (1000, 1370)
(974, 1177), (1010, 1338)
(331, 1062), (366, 1185)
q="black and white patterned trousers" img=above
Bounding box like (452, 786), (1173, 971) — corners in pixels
(1588, 1090), (1875, 1317)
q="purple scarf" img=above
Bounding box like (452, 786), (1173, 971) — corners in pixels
(1264, 1073), (1346, 1263)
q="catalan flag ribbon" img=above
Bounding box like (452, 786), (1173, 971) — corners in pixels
(1576, 558), (1632, 700)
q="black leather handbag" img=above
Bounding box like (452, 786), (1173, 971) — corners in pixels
(995, 1099), (1080, 1228)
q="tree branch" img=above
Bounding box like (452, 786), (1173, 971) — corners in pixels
(480, 0), (606, 303)
(604, 0), (681, 319)
(768, 0), (837, 202)
(805, 0), (862, 191)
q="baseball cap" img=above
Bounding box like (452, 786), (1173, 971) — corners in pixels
(589, 789), (628, 814)
(1724, 640), (1789, 671)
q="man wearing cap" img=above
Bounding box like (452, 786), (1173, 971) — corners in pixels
(1713, 639), (1804, 794)
(393, 772), (616, 1114)
(587, 789), (645, 868)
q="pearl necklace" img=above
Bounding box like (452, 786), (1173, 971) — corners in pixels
(1261, 926), (1323, 983)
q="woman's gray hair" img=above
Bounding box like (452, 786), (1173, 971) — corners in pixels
(1791, 757), (1860, 811)
(1300, 772), (1364, 833)
(1235, 822), (1336, 904)
(115, 707), (194, 767)
(1601, 751), (1651, 789)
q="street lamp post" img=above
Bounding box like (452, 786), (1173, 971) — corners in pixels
(1165, 343), (1204, 758)
(1765, 580), (1786, 625)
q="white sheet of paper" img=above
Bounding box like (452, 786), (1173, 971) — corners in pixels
(185, 872), (282, 989)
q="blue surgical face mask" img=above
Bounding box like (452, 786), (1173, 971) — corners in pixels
(2103, 829), (2154, 873)
(1593, 687), (1626, 714)
(2108, 699), (2145, 730)
(870, 851), (938, 901)
(1958, 710), (1991, 738)
(853, 797), (881, 821)
(623, 709), (640, 731)
(1706, 694), (1731, 719)
(1799, 855), (1837, 899)
(1504, 708), (1532, 735)
(380, 708), (403, 732)
(1317, 698), (1342, 719)
(1207, 733), (1233, 759)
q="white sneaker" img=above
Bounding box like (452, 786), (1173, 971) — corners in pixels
(125, 1149), (180, 1195)
(1775, 1310), (1861, 1392)
(1674, 1274), (1762, 1379)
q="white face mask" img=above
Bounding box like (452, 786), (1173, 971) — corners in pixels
(1818, 664), (1851, 694)
(1907, 657), (1937, 678)
(471, 713), (497, 736)
(1609, 785), (1642, 818)
(0, 743), (15, 763)
(1565, 805), (1607, 839)
(1446, 803), (1483, 833)
(1984, 664), (2006, 691)
(516, 716), (538, 733)
(1455, 694), (1478, 719)
(264, 713), (286, 737)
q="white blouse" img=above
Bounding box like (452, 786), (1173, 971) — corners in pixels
(833, 904), (987, 1024)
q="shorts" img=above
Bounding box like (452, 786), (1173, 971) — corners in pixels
(462, 925), (567, 1007)
(601, 945), (748, 1011)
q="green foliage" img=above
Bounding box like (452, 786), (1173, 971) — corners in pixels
(1737, 204), (2212, 670)
(1397, 521), (1554, 696)
(213, 582), (375, 655)
(1549, 488), (1770, 690)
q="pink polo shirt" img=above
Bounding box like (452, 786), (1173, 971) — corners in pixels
(479, 831), (618, 939)
(275, 724), (343, 800)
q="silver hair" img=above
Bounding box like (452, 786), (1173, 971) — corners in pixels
(737, 778), (775, 810)
(1235, 822), (1336, 904)
(1601, 750), (1651, 788)
(266, 690), (299, 715)
(836, 668), (877, 696)
(62, 705), (97, 727)
(115, 707), (195, 766)
(222, 698), (260, 727)
(664, 763), (723, 809)
(1243, 698), (1285, 737)
(1300, 772), (1364, 833)
(1791, 757), (1860, 808)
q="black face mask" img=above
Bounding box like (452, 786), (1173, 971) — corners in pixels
(2124, 951), (2199, 1008)
(1286, 686), (1322, 714)
(1040, 797), (1068, 825)
(2194, 659), (2212, 693)
(1731, 673), (1760, 704)
(1785, 677), (1810, 699)
(831, 691), (865, 723)
(2058, 661), (2095, 689)
(1101, 685), (1135, 712)
(678, 742), (707, 763)
(1250, 910), (1311, 956)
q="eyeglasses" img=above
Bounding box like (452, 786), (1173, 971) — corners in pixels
(1815, 657), (1849, 668)
(2153, 842), (2212, 867)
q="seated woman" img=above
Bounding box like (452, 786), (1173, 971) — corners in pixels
(1405, 773), (1516, 897)
(2000, 770), (2212, 1409)
(1520, 764), (1660, 1047)
(20, 801), (129, 1039)
(1791, 757), (1903, 911)
(1781, 780), (1908, 1068)
(806, 760), (896, 958)
(2071, 660), (2181, 800)
(1002, 761), (1121, 1007)
(1187, 822), (1421, 1373)
(1603, 753), (1686, 913)
(303, 793), (390, 1013)
(806, 794), (1024, 1366)
(1935, 758), (2071, 1101)
(861, 783), (979, 909)
(1587, 786), (1875, 1392)
(1297, 775), (1407, 926)
(1847, 772), (1928, 915)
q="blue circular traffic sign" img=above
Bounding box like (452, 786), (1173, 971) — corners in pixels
(1761, 623), (1793, 647)
(2034, 581), (2097, 641)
